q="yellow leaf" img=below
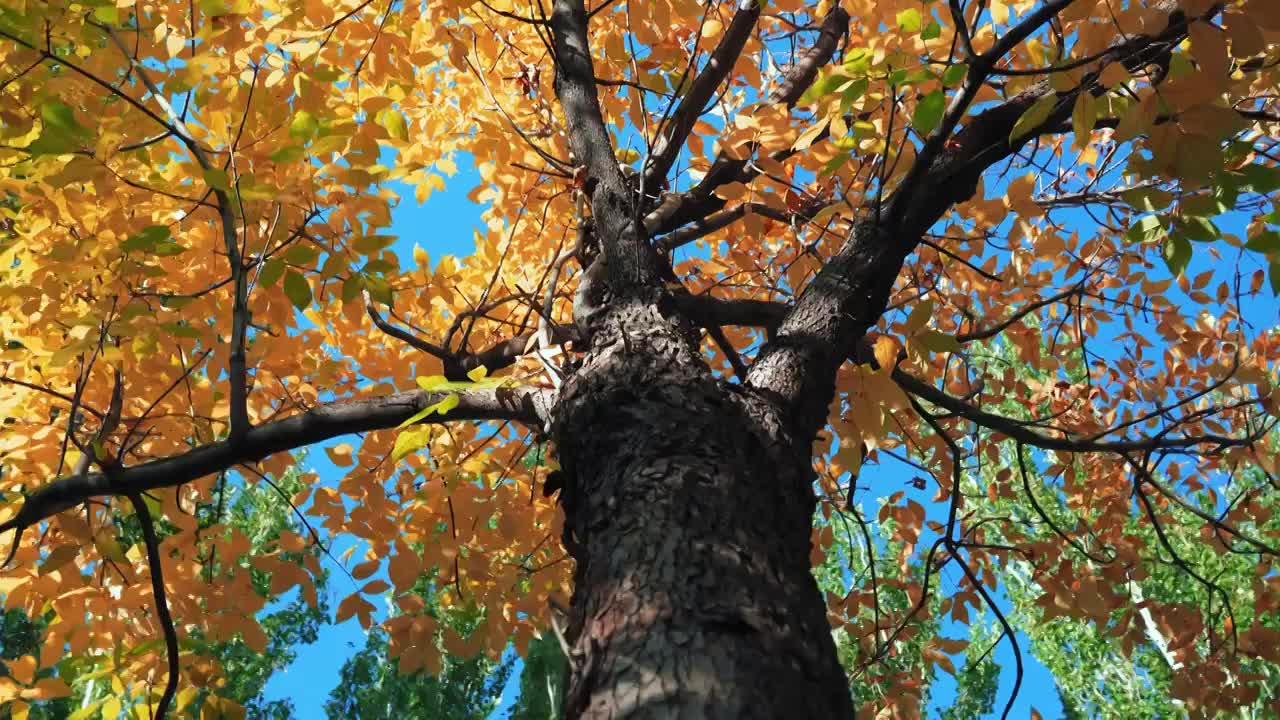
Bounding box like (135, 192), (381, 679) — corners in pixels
(712, 182), (751, 203)
(917, 330), (962, 354)
(93, 535), (129, 564)
(466, 365), (489, 382)
(416, 375), (448, 390)
(1071, 92), (1096, 149)
(379, 110), (409, 141)
(175, 687), (201, 710)
(1009, 95), (1058, 143)
(1188, 21), (1229, 79)
(903, 299), (934, 336)
(392, 426), (433, 461)
(873, 335), (901, 374)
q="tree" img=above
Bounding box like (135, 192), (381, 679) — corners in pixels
(324, 628), (512, 720)
(1, 0), (1279, 717)
(324, 581), (515, 719)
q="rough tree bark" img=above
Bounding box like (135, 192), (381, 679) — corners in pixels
(551, 300), (853, 718)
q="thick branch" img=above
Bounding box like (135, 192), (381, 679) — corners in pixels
(745, 0), (1210, 436)
(673, 293), (787, 330)
(550, 0), (657, 288)
(642, 7), (848, 237)
(643, 2), (761, 188)
(0, 386), (554, 535)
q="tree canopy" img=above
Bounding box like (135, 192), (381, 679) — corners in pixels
(1, 0), (1279, 717)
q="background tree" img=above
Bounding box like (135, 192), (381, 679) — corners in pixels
(1, 0), (1279, 718)
(0, 461), (329, 718)
(323, 615), (514, 720)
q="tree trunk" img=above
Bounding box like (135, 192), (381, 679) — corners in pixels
(550, 298), (853, 719)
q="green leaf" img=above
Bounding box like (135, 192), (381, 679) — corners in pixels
(380, 110), (409, 141)
(162, 322), (203, 338)
(838, 78), (869, 113)
(1123, 187), (1173, 213)
(1123, 215), (1166, 244)
(203, 168), (231, 191)
(258, 257), (286, 287)
(917, 329), (962, 354)
(942, 63), (968, 87)
(289, 110), (320, 140)
(27, 102), (92, 154)
(42, 102), (90, 138)
(819, 152), (849, 177)
(354, 234), (396, 254)
(1009, 95), (1058, 143)
(363, 273), (393, 305)
(92, 5), (118, 23)
(843, 48), (871, 76)
(121, 225), (172, 253)
(270, 144), (307, 164)
(1176, 216), (1218, 242)
(921, 20), (942, 40)
(341, 274), (365, 303)
(913, 90), (947, 135)
(283, 270), (312, 310)
(283, 243), (320, 266)
(1244, 230), (1280, 254)
(1271, 260), (1280, 296)
(1238, 164), (1280, 194)
(1162, 234), (1191, 277)
(798, 72), (847, 105)
(896, 8), (922, 32)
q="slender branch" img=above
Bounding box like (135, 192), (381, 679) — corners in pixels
(127, 491), (180, 720)
(643, 2), (762, 188)
(957, 286), (1080, 342)
(0, 386), (554, 535)
(365, 294), (453, 357)
(893, 369), (1267, 454)
(642, 7), (848, 238)
(549, 0), (655, 287)
(99, 24), (252, 439)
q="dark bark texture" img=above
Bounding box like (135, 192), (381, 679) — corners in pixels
(551, 301), (852, 719)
